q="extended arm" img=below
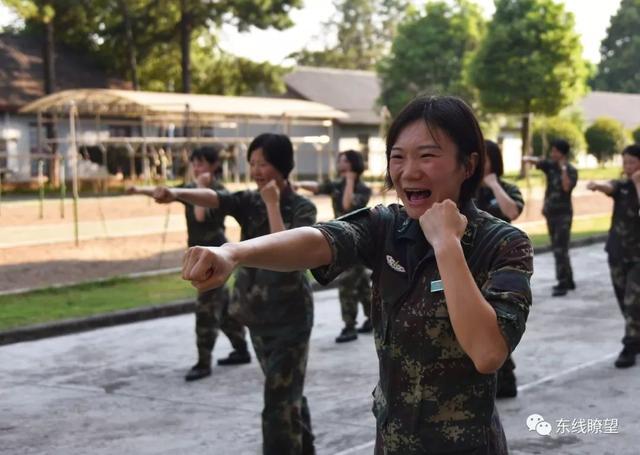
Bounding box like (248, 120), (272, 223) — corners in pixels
(293, 181), (320, 194)
(586, 181), (615, 196)
(154, 187), (220, 208)
(182, 227), (332, 291)
(125, 186), (156, 198)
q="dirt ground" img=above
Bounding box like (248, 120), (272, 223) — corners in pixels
(0, 184), (611, 293)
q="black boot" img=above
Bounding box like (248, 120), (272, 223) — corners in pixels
(217, 349), (251, 366)
(335, 326), (358, 343)
(184, 362), (211, 381)
(552, 284), (568, 297)
(357, 318), (373, 333)
(614, 347), (637, 368)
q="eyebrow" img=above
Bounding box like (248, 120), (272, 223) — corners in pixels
(391, 144), (442, 151)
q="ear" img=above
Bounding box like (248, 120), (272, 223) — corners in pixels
(465, 152), (479, 179)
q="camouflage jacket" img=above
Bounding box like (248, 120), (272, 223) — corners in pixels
(179, 180), (228, 247)
(218, 186), (317, 334)
(317, 178), (372, 218)
(606, 179), (640, 263)
(475, 179), (525, 223)
(537, 159), (578, 216)
(312, 202), (533, 454)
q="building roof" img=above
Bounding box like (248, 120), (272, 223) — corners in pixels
(285, 67), (382, 125)
(0, 33), (129, 112)
(20, 88), (347, 122)
(580, 91), (640, 130)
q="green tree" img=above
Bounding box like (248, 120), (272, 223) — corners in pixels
(585, 117), (627, 164)
(593, 0), (640, 93)
(470, 0), (588, 174)
(139, 33), (286, 95)
(290, 0), (408, 70)
(531, 117), (585, 157)
(377, 0), (485, 115)
(633, 126), (640, 144)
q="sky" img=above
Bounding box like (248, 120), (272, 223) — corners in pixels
(0, 0), (623, 65)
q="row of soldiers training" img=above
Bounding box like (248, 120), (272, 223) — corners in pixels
(126, 95), (640, 455)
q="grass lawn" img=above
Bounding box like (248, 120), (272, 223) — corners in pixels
(522, 214), (611, 249)
(0, 274), (194, 331)
(0, 216), (612, 332)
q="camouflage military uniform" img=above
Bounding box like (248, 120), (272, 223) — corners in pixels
(312, 202), (533, 454)
(217, 186), (317, 455)
(317, 178), (372, 327)
(476, 180), (525, 396)
(181, 181), (247, 367)
(605, 179), (640, 351)
(537, 159), (578, 288)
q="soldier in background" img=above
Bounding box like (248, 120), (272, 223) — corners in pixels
(524, 139), (578, 296)
(295, 150), (373, 342)
(127, 146), (250, 381)
(155, 134), (317, 455)
(476, 140), (525, 398)
(587, 144), (640, 368)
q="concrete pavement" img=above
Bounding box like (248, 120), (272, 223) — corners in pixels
(1, 242), (638, 454)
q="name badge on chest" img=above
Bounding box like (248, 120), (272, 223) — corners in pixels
(430, 279), (443, 293)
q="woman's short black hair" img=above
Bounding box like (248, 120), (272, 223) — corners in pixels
(247, 133), (294, 179)
(339, 149), (365, 175)
(484, 140), (504, 177)
(190, 145), (224, 176)
(622, 144), (640, 160)
(385, 95), (485, 205)
(551, 139), (570, 155)
(190, 144), (223, 164)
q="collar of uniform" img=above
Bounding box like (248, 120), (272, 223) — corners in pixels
(460, 200), (480, 248)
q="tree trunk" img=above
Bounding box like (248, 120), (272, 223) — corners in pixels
(42, 5), (59, 186)
(519, 111), (532, 178)
(119, 0), (139, 90)
(180, 0), (192, 94)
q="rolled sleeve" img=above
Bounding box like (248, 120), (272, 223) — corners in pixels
(311, 207), (377, 285)
(482, 232), (534, 353)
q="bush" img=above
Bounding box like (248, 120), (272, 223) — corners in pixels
(632, 126), (640, 144)
(532, 117), (585, 157)
(585, 117), (627, 164)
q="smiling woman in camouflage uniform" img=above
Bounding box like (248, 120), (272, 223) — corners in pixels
(587, 144), (640, 369)
(182, 96), (534, 454)
(155, 134), (317, 455)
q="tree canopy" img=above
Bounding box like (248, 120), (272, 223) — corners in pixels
(592, 0), (640, 93)
(585, 117), (628, 164)
(290, 0), (408, 70)
(377, 0), (485, 115)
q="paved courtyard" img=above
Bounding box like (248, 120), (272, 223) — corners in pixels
(1, 242), (638, 454)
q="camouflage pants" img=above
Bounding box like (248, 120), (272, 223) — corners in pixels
(497, 355), (516, 384)
(195, 286), (247, 366)
(609, 260), (640, 350)
(338, 264), (372, 327)
(251, 328), (315, 455)
(546, 214), (574, 287)
(373, 408), (508, 454)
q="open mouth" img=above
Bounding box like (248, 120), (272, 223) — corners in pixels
(404, 189), (432, 202)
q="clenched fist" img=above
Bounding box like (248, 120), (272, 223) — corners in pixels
(153, 186), (176, 204)
(182, 246), (237, 291)
(419, 199), (467, 251)
(260, 180), (280, 205)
